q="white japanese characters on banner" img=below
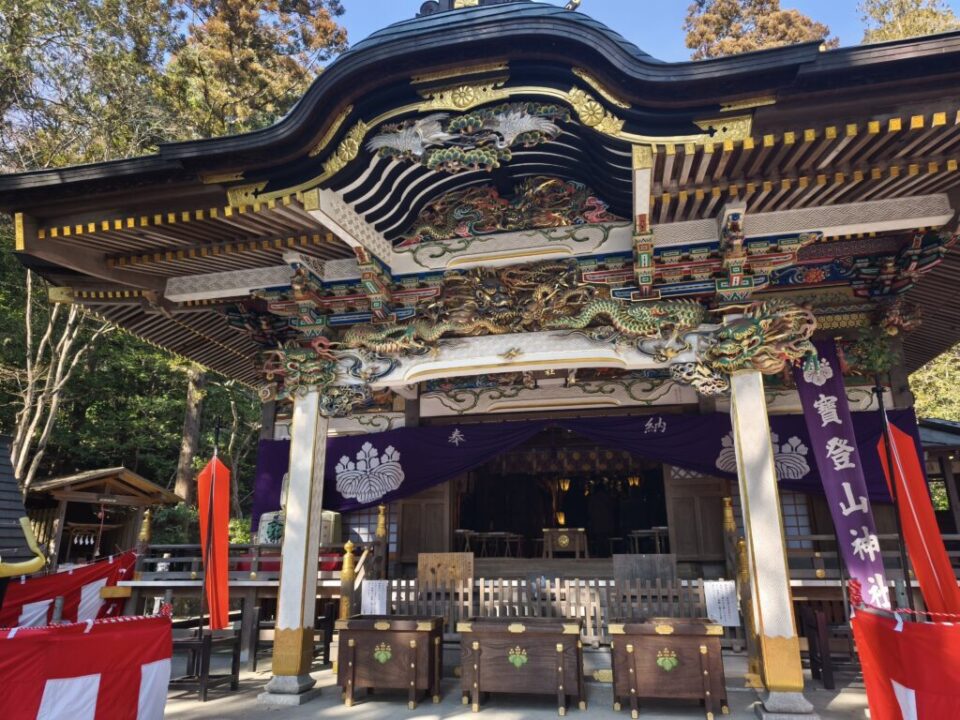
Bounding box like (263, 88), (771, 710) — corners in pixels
(794, 340), (891, 608)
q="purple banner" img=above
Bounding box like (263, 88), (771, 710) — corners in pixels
(252, 409), (922, 520)
(794, 340), (890, 608)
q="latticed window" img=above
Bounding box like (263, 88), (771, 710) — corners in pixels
(342, 505), (399, 553)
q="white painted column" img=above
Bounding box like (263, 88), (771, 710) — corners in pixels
(260, 389), (328, 705)
(730, 370), (817, 718)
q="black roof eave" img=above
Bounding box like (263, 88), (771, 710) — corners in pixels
(1, 1), (959, 207)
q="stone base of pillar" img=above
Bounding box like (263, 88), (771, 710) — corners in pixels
(257, 674), (321, 706)
(755, 691), (820, 719)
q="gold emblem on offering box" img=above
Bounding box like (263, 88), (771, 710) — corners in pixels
(557, 533), (571, 548)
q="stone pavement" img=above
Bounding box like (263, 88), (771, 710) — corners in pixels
(164, 654), (869, 719)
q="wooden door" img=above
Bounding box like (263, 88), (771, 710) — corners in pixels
(397, 483), (450, 564)
(664, 466), (726, 564)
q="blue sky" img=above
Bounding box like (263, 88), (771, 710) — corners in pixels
(338, 0), (960, 62)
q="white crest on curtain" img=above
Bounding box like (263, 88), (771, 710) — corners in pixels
(802, 357), (834, 387)
(335, 442), (405, 504)
(715, 431), (810, 479)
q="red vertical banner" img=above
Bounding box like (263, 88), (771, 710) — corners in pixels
(877, 421), (960, 615)
(198, 457), (231, 629)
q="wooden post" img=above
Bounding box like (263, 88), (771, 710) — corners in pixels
(730, 370), (816, 717)
(258, 390), (328, 706)
(737, 537), (763, 689)
(49, 499), (67, 571)
(375, 504), (388, 579)
(339, 540), (356, 620)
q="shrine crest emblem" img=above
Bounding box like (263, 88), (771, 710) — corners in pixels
(336, 442), (405, 503)
(715, 431), (810, 480)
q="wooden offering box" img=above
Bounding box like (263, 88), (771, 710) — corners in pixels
(335, 615), (443, 709)
(458, 617), (585, 715)
(609, 618), (727, 719)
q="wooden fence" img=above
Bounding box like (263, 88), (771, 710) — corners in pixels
(383, 577), (743, 647)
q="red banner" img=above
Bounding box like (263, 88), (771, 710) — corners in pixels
(0, 551), (137, 628)
(197, 457), (230, 629)
(0, 612), (172, 720)
(877, 421), (960, 614)
(853, 608), (960, 720)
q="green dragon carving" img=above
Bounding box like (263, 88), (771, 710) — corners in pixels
(543, 297), (710, 360)
(672, 300), (817, 396)
(342, 317), (512, 355)
(704, 300), (816, 375)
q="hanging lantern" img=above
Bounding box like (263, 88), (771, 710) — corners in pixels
(556, 511), (566, 526)
(559, 477), (571, 492)
(628, 475), (641, 488)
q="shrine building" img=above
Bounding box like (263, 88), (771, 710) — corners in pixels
(3, 1), (960, 715)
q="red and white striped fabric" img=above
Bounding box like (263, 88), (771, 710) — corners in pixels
(853, 607), (960, 719)
(0, 611), (172, 720)
(0, 551), (136, 628)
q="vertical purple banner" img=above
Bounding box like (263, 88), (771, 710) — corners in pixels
(794, 340), (891, 608)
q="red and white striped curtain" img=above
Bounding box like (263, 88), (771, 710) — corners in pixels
(0, 611), (172, 720)
(0, 551), (137, 628)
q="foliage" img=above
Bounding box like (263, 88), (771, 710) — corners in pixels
(844, 327), (899, 377)
(0, 1), (346, 515)
(165, 0), (347, 138)
(228, 517), (252, 544)
(1, 0), (184, 170)
(910, 347), (960, 421)
(684, 0), (838, 59)
(928, 480), (950, 511)
(860, 0), (960, 43)
(151, 503), (200, 545)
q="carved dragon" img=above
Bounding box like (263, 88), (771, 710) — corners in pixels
(671, 300), (818, 395)
(542, 297), (710, 360)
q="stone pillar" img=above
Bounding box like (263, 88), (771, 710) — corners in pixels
(259, 389), (328, 706)
(729, 370), (818, 718)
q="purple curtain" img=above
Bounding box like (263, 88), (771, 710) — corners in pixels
(251, 409), (923, 518)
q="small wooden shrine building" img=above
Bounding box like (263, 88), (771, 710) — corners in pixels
(26, 467), (181, 570)
(3, 0), (960, 714)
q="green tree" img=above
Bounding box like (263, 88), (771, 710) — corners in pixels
(1, 1), (345, 516)
(860, 0), (960, 43)
(910, 348), (960, 421)
(684, 0), (838, 60)
(165, 0), (347, 138)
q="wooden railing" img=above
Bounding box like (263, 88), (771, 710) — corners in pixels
(785, 533), (960, 582)
(381, 577), (743, 647)
(135, 543), (346, 583)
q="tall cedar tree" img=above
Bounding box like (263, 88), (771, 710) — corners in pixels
(1, 1), (345, 516)
(166, 0), (347, 138)
(860, 0), (960, 43)
(684, 0), (838, 60)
